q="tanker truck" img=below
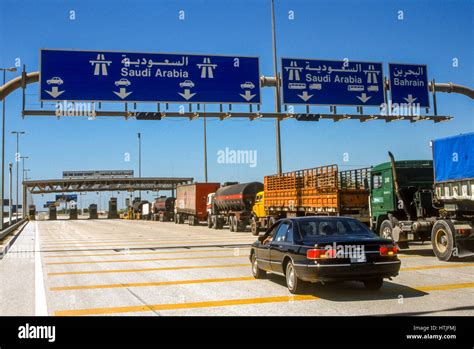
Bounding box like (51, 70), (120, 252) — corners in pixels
(175, 182), (220, 225)
(250, 165), (370, 235)
(152, 196), (175, 222)
(369, 132), (474, 260)
(207, 182), (263, 232)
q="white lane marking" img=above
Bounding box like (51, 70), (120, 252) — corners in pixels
(35, 221), (48, 316)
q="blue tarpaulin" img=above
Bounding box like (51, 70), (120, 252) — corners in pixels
(433, 132), (474, 182)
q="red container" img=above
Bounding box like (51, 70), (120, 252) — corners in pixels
(176, 182), (220, 221)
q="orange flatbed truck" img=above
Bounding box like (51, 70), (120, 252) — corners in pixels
(250, 164), (371, 235)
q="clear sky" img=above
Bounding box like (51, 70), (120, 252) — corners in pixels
(0, 0), (473, 210)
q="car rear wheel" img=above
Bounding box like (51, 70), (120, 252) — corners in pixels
(431, 220), (455, 261)
(251, 253), (265, 279)
(285, 261), (304, 294)
(363, 278), (384, 290)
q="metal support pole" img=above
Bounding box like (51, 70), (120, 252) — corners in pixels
(1, 70), (5, 228)
(138, 132), (141, 199)
(8, 162), (12, 225)
(22, 184), (27, 219)
(16, 135), (18, 219)
(203, 105), (208, 182)
(271, 0), (282, 174)
(11, 131), (24, 219)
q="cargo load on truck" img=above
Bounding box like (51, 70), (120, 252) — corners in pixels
(207, 181), (263, 231)
(251, 164), (370, 235)
(175, 182), (220, 225)
(152, 196), (175, 222)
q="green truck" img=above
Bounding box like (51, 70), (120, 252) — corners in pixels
(369, 133), (474, 261)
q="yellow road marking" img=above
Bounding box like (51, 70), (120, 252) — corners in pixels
(44, 248), (250, 258)
(46, 254), (247, 265)
(415, 282), (474, 292)
(51, 276), (255, 291)
(54, 295), (318, 316)
(41, 237), (254, 245)
(40, 238), (254, 248)
(401, 263), (474, 271)
(47, 263), (249, 276)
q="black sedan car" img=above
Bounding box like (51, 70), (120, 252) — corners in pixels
(249, 216), (401, 294)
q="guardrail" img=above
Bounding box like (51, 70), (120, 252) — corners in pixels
(0, 218), (28, 241)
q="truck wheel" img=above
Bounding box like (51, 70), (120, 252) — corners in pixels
(211, 216), (218, 229)
(235, 219), (245, 232)
(251, 217), (259, 236)
(379, 220), (394, 240)
(269, 217), (276, 227)
(431, 220), (456, 261)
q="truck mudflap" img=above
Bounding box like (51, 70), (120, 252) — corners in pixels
(454, 239), (474, 258)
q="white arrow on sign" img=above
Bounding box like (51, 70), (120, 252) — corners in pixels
(45, 86), (65, 98)
(403, 94), (417, 104)
(357, 93), (371, 103)
(297, 91), (313, 102)
(178, 89), (196, 100)
(239, 90), (256, 101)
(113, 88), (132, 99)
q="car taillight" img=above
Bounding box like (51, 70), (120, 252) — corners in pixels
(307, 248), (336, 260)
(380, 245), (398, 256)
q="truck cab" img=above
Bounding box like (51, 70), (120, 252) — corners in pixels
(252, 191), (265, 219)
(370, 160), (436, 242)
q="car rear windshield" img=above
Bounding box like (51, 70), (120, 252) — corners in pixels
(297, 219), (375, 239)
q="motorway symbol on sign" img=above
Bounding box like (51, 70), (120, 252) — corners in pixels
(40, 49), (261, 104)
(281, 58), (385, 106)
(388, 63), (429, 108)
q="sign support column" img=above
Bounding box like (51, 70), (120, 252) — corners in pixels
(271, 0), (282, 174)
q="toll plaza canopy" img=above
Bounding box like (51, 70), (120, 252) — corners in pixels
(22, 177), (193, 194)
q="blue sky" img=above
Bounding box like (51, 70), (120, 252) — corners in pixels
(0, 0), (473, 209)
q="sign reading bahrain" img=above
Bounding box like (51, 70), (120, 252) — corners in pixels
(281, 58), (385, 107)
(40, 49), (261, 104)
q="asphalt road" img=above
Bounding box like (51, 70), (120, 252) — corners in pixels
(1, 218), (473, 316)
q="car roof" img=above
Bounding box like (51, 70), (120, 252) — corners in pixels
(283, 216), (358, 222)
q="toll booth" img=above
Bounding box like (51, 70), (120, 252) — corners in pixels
(49, 206), (57, 220)
(69, 208), (78, 219)
(28, 205), (36, 220)
(89, 204), (98, 219)
(108, 197), (118, 219)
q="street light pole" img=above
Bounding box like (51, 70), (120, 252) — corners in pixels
(12, 131), (25, 219)
(1, 67), (17, 229)
(8, 162), (12, 225)
(20, 156), (29, 182)
(137, 132), (141, 199)
(271, 0), (282, 174)
(203, 105), (208, 183)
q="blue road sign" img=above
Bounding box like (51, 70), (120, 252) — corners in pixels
(55, 194), (77, 202)
(388, 63), (429, 108)
(40, 49), (261, 104)
(281, 58), (385, 107)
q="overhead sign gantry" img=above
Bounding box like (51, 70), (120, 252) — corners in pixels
(40, 49), (261, 104)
